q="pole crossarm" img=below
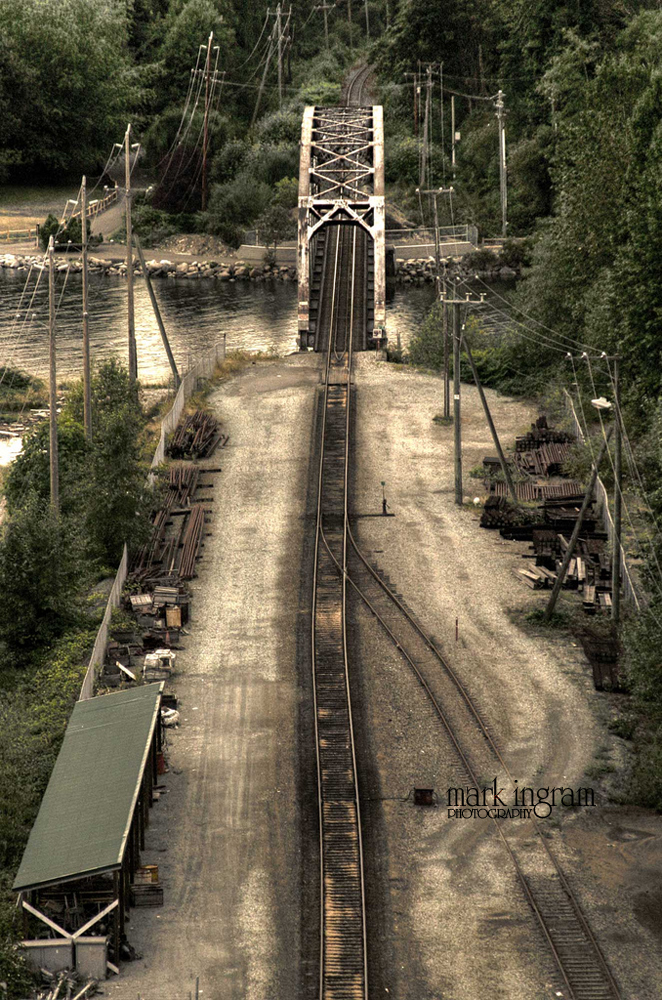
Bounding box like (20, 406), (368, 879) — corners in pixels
(297, 105), (386, 348)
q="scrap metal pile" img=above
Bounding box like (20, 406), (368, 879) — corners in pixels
(480, 416), (615, 614)
(166, 409), (227, 459)
(33, 971), (99, 1000)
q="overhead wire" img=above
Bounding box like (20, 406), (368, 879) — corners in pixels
(583, 353), (662, 597)
(156, 46), (205, 173)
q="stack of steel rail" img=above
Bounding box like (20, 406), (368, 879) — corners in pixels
(131, 464), (205, 584)
(166, 410), (224, 459)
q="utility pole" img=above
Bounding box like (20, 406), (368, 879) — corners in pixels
(202, 31), (214, 213)
(453, 300), (462, 505)
(364, 0), (370, 41)
(544, 427), (613, 622)
(314, 2), (334, 47)
(420, 76), (428, 187)
(612, 357), (622, 625)
(133, 235), (181, 389)
(125, 124), (138, 383)
(451, 95), (456, 177)
(441, 288), (484, 505)
(48, 237), (59, 513)
(496, 90), (507, 238)
(81, 176), (92, 442)
(347, 0), (353, 48)
(463, 332), (518, 504)
(276, 4), (283, 107)
(252, 32), (275, 126)
(420, 185), (454, 417)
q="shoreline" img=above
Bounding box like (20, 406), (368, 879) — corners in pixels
(0, 248), (522, 285)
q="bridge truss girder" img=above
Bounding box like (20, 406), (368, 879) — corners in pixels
(298, 105), (386, 349)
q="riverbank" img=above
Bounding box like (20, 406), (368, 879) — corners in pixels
(0, 249), (298, 282)
(0, 245), (523, 285)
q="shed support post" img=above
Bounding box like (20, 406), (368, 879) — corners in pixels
(113, 871), (120, 965)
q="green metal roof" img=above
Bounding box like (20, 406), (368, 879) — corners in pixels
(14, 683), (163, 893)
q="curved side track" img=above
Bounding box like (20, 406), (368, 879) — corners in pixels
(344, 64), (372, 107)
(311, 223), (368, 1000)
(341, 528), (623, 1000)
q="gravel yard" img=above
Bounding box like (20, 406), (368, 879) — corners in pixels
(105, 351), (662, 1000)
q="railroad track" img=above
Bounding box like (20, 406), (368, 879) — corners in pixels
(345, 64), (372, 107)
(311, 222), (368, 1000)
(338, 529), (623, 1000)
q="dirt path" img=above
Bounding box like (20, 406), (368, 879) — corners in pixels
(107, 355), (320, 1000)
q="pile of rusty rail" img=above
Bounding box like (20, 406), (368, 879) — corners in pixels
(480, 496), (544, 531)
(130, 464), (208, 585)
(489, 480), (582, 501)
(179, 504), (206, 579)
(166, 410), (226, 459)
(513, 440), (572, 477)
(515, 415), (574, 451)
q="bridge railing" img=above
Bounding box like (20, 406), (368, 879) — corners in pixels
(564, 389), (641, 610)
(66, 184), (119, 224)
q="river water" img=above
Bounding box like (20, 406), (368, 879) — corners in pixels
(0, 269), (436, 385)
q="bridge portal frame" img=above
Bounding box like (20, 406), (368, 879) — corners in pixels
(298, 104), (386, 349)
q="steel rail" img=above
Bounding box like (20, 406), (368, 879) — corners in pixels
(311, 222), (368, 1000)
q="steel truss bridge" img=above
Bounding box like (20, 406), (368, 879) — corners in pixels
(297, 104), (386, 351)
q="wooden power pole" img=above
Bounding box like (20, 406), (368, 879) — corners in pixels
(442, 288), (485, 505)
(612, 357), (622, 625)
(48, 237), (59, 513)
(544, 427), (613, 622)
(202, 31), (214, 213)
(496, 90), (507, 238)
(133, 235), (181, 389)
(419, 185), (454, 417)
(125, 124), (138, 382)
(463, 333), (518, 504)
(81, 176), (92, 442)
(453, 300), (462, 505)
(276, 4), (283, 106)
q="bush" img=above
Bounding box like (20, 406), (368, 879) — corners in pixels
(254, 108), (302, 145)
(257, 203), (296, 248)
(0, 627), (97, 996)
(462, 247), (499, 271)
(498, 238), (533, 270)
(205, 173), (273, 232)
(273, 176), (299, 209)
(39, 213), (93, 252)
(211, 139), (249, 185)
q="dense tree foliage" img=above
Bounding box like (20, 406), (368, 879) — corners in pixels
(0, 0), (137, 180)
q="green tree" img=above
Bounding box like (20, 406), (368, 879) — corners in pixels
(4, 422), (89, 518)
(0, 493), (84, 655)
(0, 0), (137, 178)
